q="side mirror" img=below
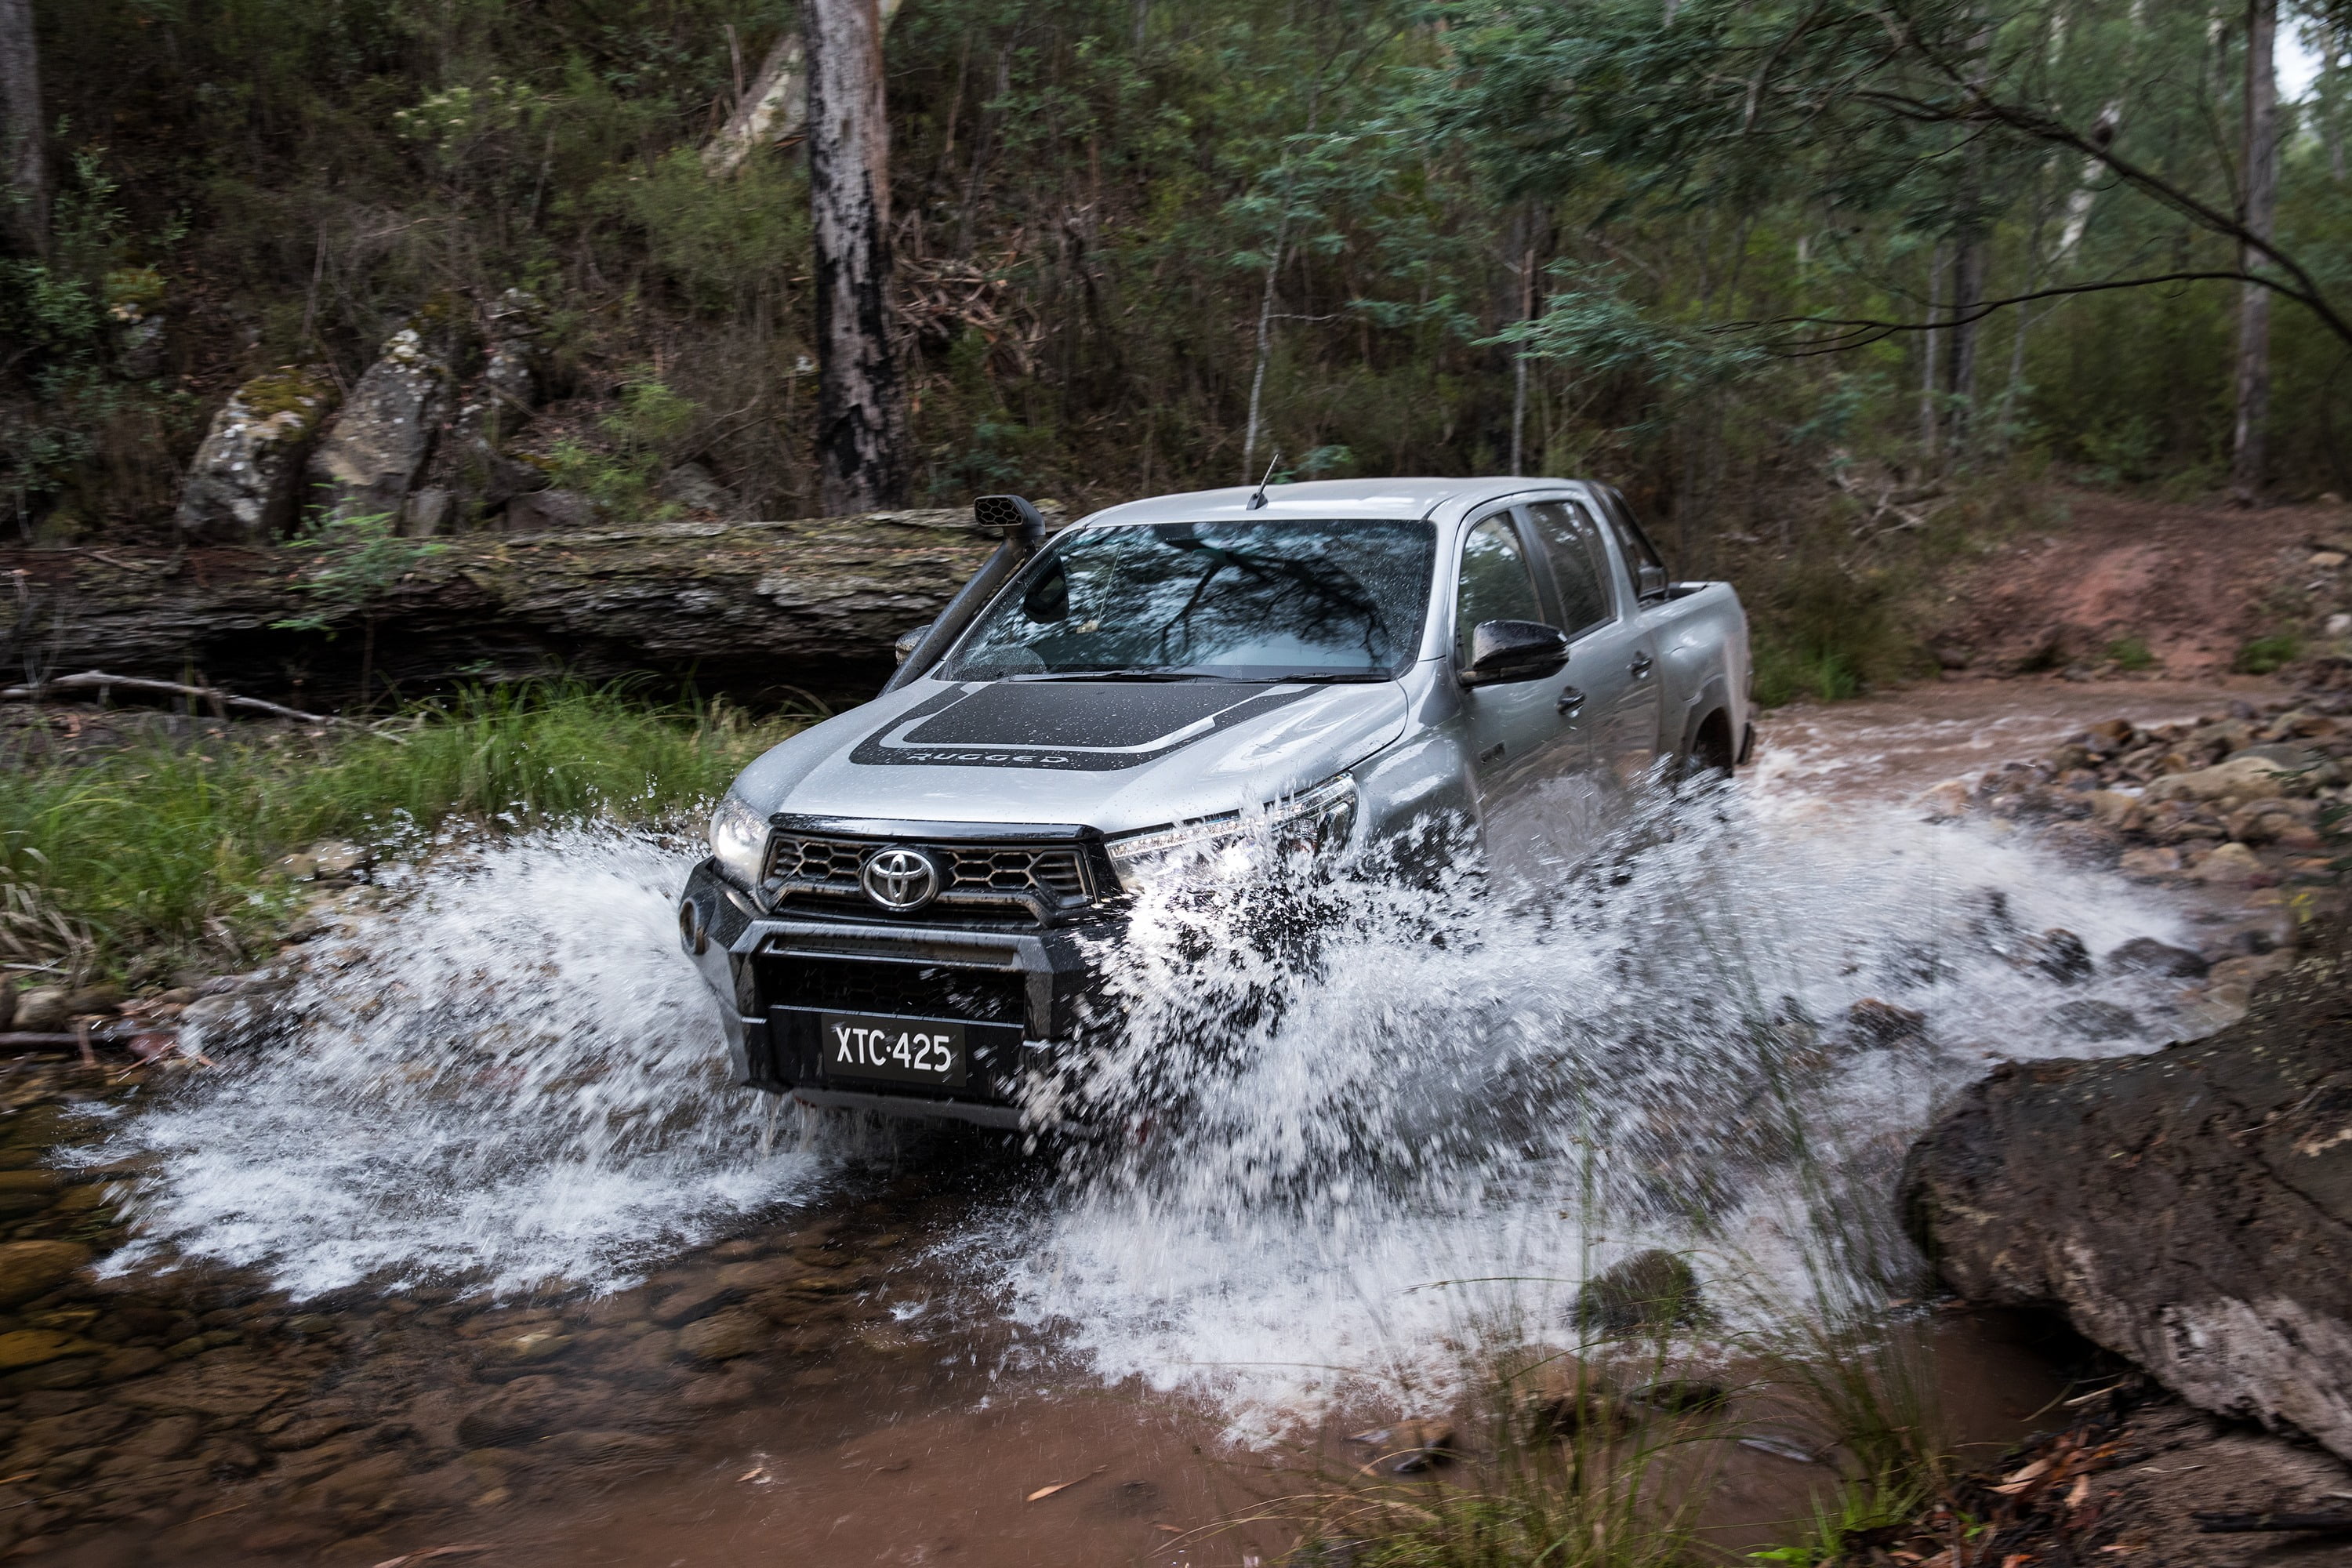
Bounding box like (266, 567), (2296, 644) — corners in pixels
(1461, 619), (1570, 687)
(894, 622), (935, 666)
(1636, 561), (1669, 599)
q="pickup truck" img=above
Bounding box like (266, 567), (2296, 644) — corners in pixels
(677, 477), (1754, 1129)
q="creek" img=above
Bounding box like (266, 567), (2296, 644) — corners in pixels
(0, 679), (2281, 1566)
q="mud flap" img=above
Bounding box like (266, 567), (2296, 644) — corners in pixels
(1736, 720), (1756, 767)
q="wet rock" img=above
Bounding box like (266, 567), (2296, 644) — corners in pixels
(659, 462), (739, 519)
(1845, 998), (1927, 1048)
(2106, 938), (2209, 979)
(62, 983), (122, 1016)
(650, 1279), (735, 1328)
(676, 1308), (768, 1363)
(1904, 926), (2352, 1463)
(1346, 1417), (1456, 1474)
(117, 1413), (200, 1461)
(2019, 928), (2092, 983)
(174, 367), (339, 544)
(296, 1448), (411, 1510)
(273, 852), (320, 882)
(13, 989), (70, 1032)
(112, 1348), (308, 1417)
(455, 1374), (597, 1448)
(2050, 1000), (2140, 1040)
(1632, 1378), (1730, 1414)
(483, 1328), (574, 1365)
(307, 323), (454, 520)
(545, 1428), (680, 1467)
(264, 1413), (362, 1452)
(1502, 1348), (1622, 1439)
(0, 1330), (107, 1370)
(5, 1356), (103, 1393)
(97, 1346), (165, 1381)
(0, 1242), (90, 1308)
(310, 840), (368, 879)
(1573, 1250), (1706, 1338)
(1921, 779), (1971, 820)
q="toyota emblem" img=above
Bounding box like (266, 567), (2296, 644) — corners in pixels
(860, 846), (942, 912)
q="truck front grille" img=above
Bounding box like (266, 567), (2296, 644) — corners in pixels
(762, 833), (1096, 922)
(760, 954), (1029, 1026)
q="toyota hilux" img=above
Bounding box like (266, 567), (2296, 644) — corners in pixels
(677, 477), (1753, 1130)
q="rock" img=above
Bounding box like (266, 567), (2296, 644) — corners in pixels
(2144, 755), (2297, 805)
(455, 1374), (590, 1448)
(0, 988), (12, 1032)
(309, 840), (368, 879)
(2192, 843), (2265, 884)
(173, 367), (339, 544)
(1904, 922), (2352, 1463)
(0, 1242), (90, 1308)
(1920, 779), (1971, 820)
(659, 463), (740, 519)
(481, 289), (543, 415)
(650, 1279), (734, 1327)
(274, 852), (319, 881)
(2050, 999), (2140, 1040)
(2105, 938), (2209, 979)
(504, 487), (597, 532)
(0, 1330), (106, 1371)
(1502, 1348), (1622, 1439)
(112, 1348), (307, 1417)
(1345, 1417), (1456, 1474)
(307, 322), (454, 521)
(1846, 998), (1926, 1047)
(61, 982), (121, 1017)
(675, 1308), (768, 1363)
(1573, 1250), (1706, 1338)
(2117, 846), (2183, 880)
(2084, 790), (2140, 828)
(12, 989), (70, 1032)
(1632, 1378), (1729, 1414)
(2019, 928), (2092, 983)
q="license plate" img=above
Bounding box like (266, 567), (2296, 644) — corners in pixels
(820, 1012), (968, 1089)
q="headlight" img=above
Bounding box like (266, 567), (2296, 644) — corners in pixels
(707, 792), (770, 890)
(1105, 775), (1359, 892)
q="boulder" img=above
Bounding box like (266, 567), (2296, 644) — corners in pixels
(174, 368), (339, 544)
(2105, 937), (2209, 979)
(504, 487), (597, 532)
(307, 323), (454, 521)
(1902, 922), (2352, 1462)
(2143, 754), (2299, 805)
(12, 988), (69, 1032)
(1573, 1250), (1706, 1338)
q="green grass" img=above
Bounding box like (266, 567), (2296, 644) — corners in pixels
(2234, 632), (2303, 674)
(0, 684), (804, 978)
(2104, 636), (2155, 671)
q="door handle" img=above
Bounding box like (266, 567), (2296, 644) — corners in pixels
(1629, 652), (1653, 678)
(1555, 686), (1586, 717)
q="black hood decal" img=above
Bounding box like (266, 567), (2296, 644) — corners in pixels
(850, 681), (1313, 771)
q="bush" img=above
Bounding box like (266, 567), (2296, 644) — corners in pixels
(2235, 633), (2303, 675)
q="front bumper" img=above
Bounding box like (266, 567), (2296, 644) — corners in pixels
(677, 858), (1103, 1130)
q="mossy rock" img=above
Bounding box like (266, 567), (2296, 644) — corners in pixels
(236, 365), (338, 426)
(1573, 1249), (1708, 1338)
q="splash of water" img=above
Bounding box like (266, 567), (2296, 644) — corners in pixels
(983, 782), (2208, 1433)
(95, 826), (822, 1298)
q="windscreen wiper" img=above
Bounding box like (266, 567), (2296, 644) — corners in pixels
(1270, 672), (1391, 684)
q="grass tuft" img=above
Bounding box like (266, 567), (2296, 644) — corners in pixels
(0, 683), (804, 978)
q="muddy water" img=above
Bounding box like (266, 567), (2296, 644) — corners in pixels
(0, 679), (2290, 1567)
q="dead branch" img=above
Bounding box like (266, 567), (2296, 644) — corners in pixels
(0, 672), (344, 725)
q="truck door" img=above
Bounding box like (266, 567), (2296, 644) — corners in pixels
(1454, 510), (1573, 826)
(1527, 498), (1660, 787)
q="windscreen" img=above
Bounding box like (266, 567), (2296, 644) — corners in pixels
(942, 519), (1437, 682)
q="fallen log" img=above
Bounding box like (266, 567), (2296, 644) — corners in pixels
(0, 507), (1015, 709)
(2192, 1509), (2352, 1534)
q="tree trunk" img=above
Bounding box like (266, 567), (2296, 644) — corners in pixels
(1919, 242), (1947, 460)
(704, 2), (904, 180)
(806, 0), (908, 514)
(0, 510), (1018, 710)
(1945, 234), (1986, 452)
(2232, 0), (2279, 506)
(0, 0), (47, 259)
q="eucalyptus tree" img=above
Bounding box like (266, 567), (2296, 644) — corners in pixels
(0, 0), (43, 257)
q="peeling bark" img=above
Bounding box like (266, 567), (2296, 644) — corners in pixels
(0, 510), (1002, 708)
(806, 0), (909, 513)
(2232, 0), (2279, 506)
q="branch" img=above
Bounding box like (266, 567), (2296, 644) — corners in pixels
(1732, 270), (2274, 354)
(0, 672), (346, 725)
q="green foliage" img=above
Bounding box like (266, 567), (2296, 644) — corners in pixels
(1749, 560), (1921, 705)
(2236, 632), (2305, 674)
(0, 685), (801, 972)
(2106, 635), (2155, 670)
(543, 371), (701, 517)
(270, 512), (447, 633)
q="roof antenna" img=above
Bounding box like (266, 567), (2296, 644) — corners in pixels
(1246, 450), (1281, 511)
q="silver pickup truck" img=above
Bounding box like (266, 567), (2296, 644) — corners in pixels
(677, 477), (1753, 1129)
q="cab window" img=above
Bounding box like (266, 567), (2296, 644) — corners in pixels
(1523, 501), (1613, 637)
(1454, 515), (1545, 663)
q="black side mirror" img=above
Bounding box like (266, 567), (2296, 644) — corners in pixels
(1461, 619), (1570, 687)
